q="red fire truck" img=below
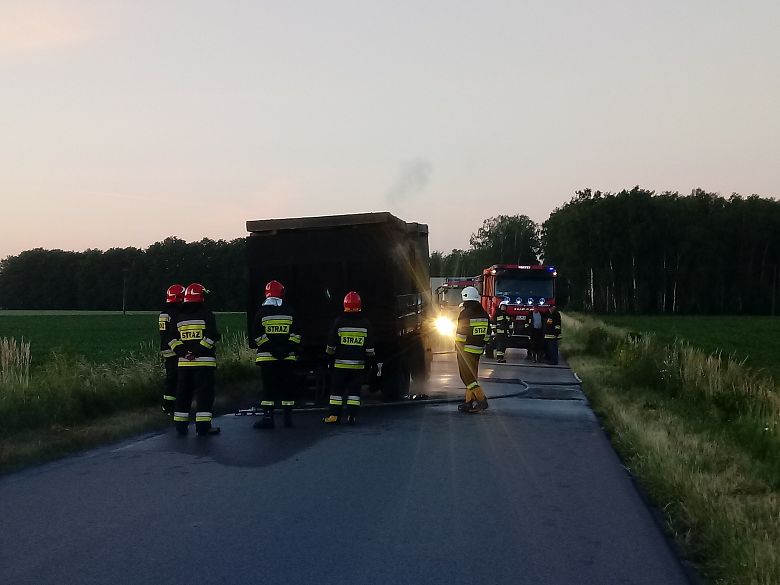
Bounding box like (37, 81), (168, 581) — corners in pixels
(475, 264), (560, 356)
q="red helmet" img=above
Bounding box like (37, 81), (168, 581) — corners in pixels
(166, 284), (185, 304)
(265, 280), (285, 299)
(184, 283), (209, 303)
(343, 291), (362, 313)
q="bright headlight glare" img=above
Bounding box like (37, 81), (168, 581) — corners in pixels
(434, 316), (456, 337)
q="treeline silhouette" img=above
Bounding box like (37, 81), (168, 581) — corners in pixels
(0, 238), (247, 311)
(2, 188), (778, 314)
(543, 188), (780, 314)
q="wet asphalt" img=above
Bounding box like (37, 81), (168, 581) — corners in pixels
(0, 351), (693, 585)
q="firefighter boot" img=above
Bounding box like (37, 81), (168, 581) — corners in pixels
(283, 406), (293, 428)
(457, 388), (478, 413)
(197, 425), (221, 437)
(473, 385), (489, 412)
(253, 407), (275, 429)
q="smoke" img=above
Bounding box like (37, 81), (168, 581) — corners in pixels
(386, 158), (433, 204)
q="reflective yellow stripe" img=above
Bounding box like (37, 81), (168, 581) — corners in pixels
(464, 345), (484, 354)
(454, 334), (467, 343)
(544, 335), (556, 339)
(260, 401), (275, 407)
(195, 416), (212, 422)
(200, 339), (214, 349)
(281, 400), (294, 406)
(163, 395), (176, 401)
(466, 381), (479, 390)
(325, 346), (336, 355)
(173, 415), (189, 422)
(289, 334), (301, 344)
(334, 363), (364, 369)
(329, 398), (343, 405)
(346, 398), (361, 406)
(169, 339), (183, 349)
(284, 355), (298, 361)
(160, 350), (176, 358)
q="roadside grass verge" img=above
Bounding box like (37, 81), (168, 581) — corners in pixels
(0, 330), (257, 473)
(565, 313), (780, 585)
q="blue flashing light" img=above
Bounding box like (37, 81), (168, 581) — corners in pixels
(547, 266), (555, 271)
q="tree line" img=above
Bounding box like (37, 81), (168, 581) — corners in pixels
(542, 187), (780, 314)
(0, 238), (248, 311)
(2, 188), (778, 313)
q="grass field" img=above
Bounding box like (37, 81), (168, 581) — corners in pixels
(0, 311), (247, 367)
(601, 315), (780, 381)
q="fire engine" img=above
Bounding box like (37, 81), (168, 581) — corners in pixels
(475, 264), (560, 356)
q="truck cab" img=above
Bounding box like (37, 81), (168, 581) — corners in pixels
(476, 264), (559, 354)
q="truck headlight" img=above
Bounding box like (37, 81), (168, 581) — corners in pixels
(434, 316), (456, 337)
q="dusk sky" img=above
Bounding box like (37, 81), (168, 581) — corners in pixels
(1, 0), (778, 259)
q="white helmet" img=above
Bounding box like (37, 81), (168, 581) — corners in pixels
(499, 300), (509, 309)
(461, 286), (480, 302)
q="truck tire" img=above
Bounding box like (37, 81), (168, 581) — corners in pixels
(381, 354), (410, 402)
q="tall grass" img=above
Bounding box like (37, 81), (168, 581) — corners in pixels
(564, 313), (780, 584)
(0, 337), (31, 387)
(0, 331), (256, 439)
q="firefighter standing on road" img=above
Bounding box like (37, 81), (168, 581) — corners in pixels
(169, 283), (221, 436)
(250, 280), (301, 429)
(159, 284), (184, 415)
(543, 306), (562, 365)
(455, 286), (490, 413)
(493, 300), (510, 364)
(323, 291), (375, 425)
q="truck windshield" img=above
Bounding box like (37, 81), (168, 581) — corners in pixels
(496, 277), (554, 299)
(439, 288), (463, 305)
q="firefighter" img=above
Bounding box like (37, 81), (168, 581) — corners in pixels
(159, 284), (185, 415)
(493, 300), (510, 363)
(250, 280), (301, 429)
(168, 283), (221, 436)
(455, 286), (490, 413)
(323, 291), (375, 425)
(543, 306), (562, 365)
(529, 307), (544, 363)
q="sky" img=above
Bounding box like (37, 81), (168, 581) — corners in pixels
(1, 0), (779, 258)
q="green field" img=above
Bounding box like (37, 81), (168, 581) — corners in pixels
(0, 311), (247, 367)
(600, 314), (780, 380)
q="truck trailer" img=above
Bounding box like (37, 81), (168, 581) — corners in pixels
(246, 212), (432, 401)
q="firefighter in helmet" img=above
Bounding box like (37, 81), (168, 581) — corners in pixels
(159, 284), (185, 415)
(493, 300), (510, 364)
(455, 286), (490, 413)
(323, 291), (375, 425)
(168, 283), (221, 436)
(543, 306), (562, 365)
(250, 280), (301, 429)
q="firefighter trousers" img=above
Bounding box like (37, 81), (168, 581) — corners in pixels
(174, 366), (215, 434)
(162, 356), (178, 414)
(259, 361), (296, 415)
(456, 349), (487, 403)
(494, 334), (507, 359)
(329, 368), (364, 417)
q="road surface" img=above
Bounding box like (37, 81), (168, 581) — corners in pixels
(0, 350), (694, 585)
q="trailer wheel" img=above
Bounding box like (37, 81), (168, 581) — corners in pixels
(381, 354), (410, 402)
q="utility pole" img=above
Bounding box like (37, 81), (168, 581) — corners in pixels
(772, 264), (777, 317)
(122, 268), (129, 316)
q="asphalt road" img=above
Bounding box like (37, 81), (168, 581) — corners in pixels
(0, 351), (693, 585)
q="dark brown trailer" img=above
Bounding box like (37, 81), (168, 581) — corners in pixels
(246, 212), (432, 401)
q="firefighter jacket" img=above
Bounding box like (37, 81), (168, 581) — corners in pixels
(494, 308), (511, 337)
(250, 300), (301, 363)
(543, 310), (562, 340)
(158, 304), (180, 358)
(455, 300), (490, 355)
(325, 313), (376, 370)
(169, 304), (220, 367)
